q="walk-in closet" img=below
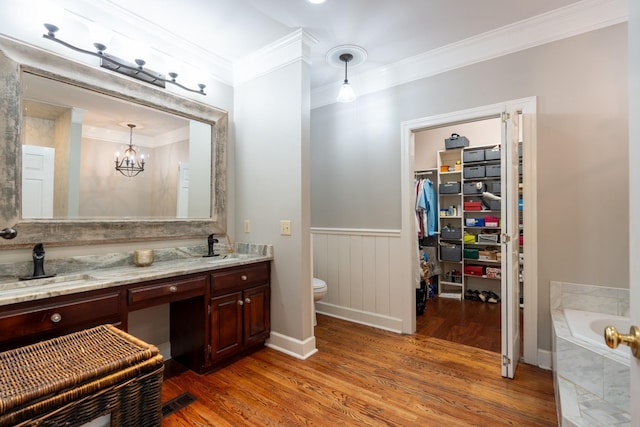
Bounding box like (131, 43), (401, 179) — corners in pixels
(413, 116), (524, 355)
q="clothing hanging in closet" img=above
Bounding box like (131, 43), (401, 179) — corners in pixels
(415, 178), (437, 238)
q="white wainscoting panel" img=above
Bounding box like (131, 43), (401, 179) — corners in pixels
(312, 228), (404, 332)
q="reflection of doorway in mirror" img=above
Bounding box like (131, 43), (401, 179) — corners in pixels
(177, 162), (190, 218)
(22, 145), (54, 218)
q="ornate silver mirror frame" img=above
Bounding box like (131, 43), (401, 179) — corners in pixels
(0, 36), (227, 248)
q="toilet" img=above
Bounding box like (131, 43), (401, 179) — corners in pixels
(312, 277), (328, 326)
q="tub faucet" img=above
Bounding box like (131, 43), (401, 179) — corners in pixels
(0, 227), (17, 239)
(32, 243), (46, 277)
(203, 234), (219, 257)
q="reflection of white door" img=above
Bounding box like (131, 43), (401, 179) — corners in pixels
(22, 145), (54, 219)
(177, 162), (190, 218)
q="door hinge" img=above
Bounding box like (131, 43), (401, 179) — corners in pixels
(501, 233), (511, 243)
(502, 355), (511, 366)
(208, 304), (211, 315)
(501, 112), (510, 122)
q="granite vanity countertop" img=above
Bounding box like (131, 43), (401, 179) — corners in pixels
(0, 249), (273, 307)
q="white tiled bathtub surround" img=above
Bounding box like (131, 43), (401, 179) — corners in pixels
(550, 281), (630, 427)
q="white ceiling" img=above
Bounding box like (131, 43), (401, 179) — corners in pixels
(64, 0), (583, 90)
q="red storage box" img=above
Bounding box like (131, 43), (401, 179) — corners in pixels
(484, 215), (499, 227)
(464, 201), (482, 211)
(464, 265), (485, 276)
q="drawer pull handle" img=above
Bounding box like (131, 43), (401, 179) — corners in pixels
(245, 297), (251, 304)
(50, 313), (62, 323)
(240, 275), (248, 281)
(238, 300), (244, 306)
(169, 285), (178, 292)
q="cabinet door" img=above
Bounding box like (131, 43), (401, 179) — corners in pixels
(210, 291), (243, 362)
(243, 284), (270, 347)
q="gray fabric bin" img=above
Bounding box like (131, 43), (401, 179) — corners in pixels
(463, 149), (484, 163)
(463, 182), (485, 194)
(478, 233), (499, 243)
(440, 226), (462, 240)
(439, 182), (460, 194)
(463, 165), (485, 179)
(444, 134), (469, 150)
(488, 199), (501, 210)
(488, 180), (501, 194)
(485, 147), (501, 160)
(485, 164), (501, 177)
(440, 244), (462, 262)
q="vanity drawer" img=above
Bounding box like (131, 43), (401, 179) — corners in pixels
(128, 275), (207, 309)
(0, 291), (122, 343)
(211, 262), (270, 293)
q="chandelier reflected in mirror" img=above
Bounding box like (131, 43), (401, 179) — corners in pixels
(115, 124), (145, 177)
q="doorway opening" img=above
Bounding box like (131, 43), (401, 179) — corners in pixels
(400, 97), (538, 377)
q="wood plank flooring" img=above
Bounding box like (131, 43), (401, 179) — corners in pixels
(417, 296), (502, 353)
(162, 313), (557, 426)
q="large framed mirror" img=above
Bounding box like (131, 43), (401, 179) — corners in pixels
(0, 36), (227, 247)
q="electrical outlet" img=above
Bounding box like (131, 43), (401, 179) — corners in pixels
(244, 219), (251, 233)
(280, 220), (292, 236)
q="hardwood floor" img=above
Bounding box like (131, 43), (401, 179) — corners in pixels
(162, 314), (557, 426)
(417, 296), (502, 353)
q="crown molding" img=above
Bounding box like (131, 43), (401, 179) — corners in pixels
(233, 28), (318, 87)
(311, 0), (628, 109)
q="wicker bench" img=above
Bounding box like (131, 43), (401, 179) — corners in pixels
(0, 324), (164, 427)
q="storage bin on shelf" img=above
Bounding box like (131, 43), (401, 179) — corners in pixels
(465, 217), (485, 227)
(487, 180), (501, 194)
(484, 147), (501, 160)
(440, 244), (462, 262)
(441, 225), (462, 239)
(463, 248), (479, 260)
(0, 324), (164, 427)
(439, 182), (461, 194)
(484, 215), (499, 227)
(463, 233), (476, 243)
(485, 164), (501, 177)
(463, 149), (484, 163)
(486, 267), (502, 278)
(478, 233), (499, 244)
(464, 166), (485, 179)
(463, 181), (485, 194)
(478, 250), (498, 260)
(444, 133), (469, 149)
(464, 201), (482, 211)
(464, 265), (485, 276)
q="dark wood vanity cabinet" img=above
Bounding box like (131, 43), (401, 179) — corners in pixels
(0, 289), (124, 352)
(0, 261), (270, 373)
(209, 263), (271, 365)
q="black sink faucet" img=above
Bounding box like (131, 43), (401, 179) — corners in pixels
(0, 227), (17, 239)
(32, 243), (46, 277)
(203, 234), (219, 257)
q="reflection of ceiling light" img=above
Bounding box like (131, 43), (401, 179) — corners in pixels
(336, 53), (356, 103)
(115, 124), (145, 177)
(42, 24), (206, 95)
(307, 0), (327, 4)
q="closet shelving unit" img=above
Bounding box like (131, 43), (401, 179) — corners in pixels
(461, 145), (502, 299)
(436, 149), (464, 299)
(437, 145), (505, 300)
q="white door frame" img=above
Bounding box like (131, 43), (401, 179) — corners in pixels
(400, 96), (539, 366)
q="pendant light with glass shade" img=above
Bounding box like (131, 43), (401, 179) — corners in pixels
(336, 53), (356, 103)
(326, 45), (366, 104)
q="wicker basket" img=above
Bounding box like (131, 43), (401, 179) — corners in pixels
(0, 324), (164, 427)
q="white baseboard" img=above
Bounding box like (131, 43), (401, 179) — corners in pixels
(315, 302), (403, 333)
(266, 332), (318, 360)
(537, 349), (552, 370)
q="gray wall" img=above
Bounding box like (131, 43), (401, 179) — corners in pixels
(311, 24), (629, 351)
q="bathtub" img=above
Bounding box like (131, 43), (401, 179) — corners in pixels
(563, 308), (630, 359)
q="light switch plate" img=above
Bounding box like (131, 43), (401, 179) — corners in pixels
(280, 220), (292, 236)
(244, 219), (250, 233)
